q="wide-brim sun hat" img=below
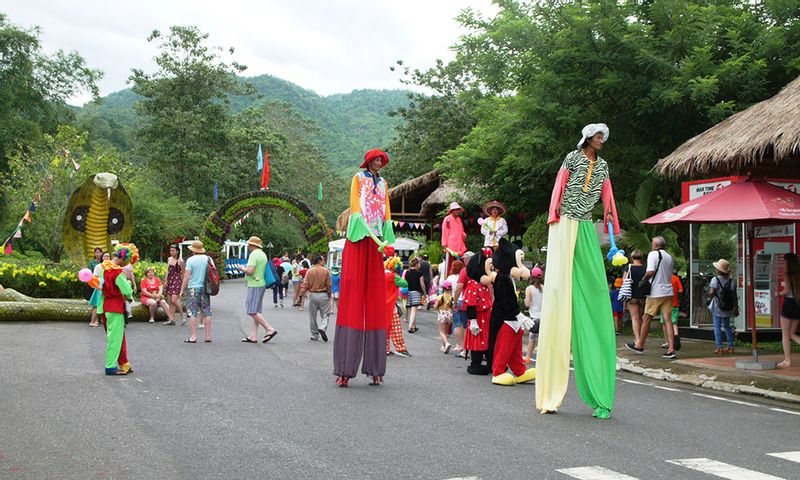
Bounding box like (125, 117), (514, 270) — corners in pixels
(188, 240), (205, 254)
(482, 200), (507, 217)
(448, 202), (463, 212)
(360, 149), (390, 169)
(247, 236), (263, 249)
(713, 258), (731, 274)
(577, 123), (609, 149)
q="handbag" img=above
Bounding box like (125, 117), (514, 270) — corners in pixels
(618, 270), (633, 302)
(637, 251), (662, 296)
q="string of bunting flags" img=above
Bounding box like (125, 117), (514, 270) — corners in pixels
(231, 210), (255, 229)
(1, 193), (39, 255)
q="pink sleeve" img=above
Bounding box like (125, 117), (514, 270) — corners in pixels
(601, 178), (620, 234)
(441, 216), (450, 248)
(547, 168), (569, 224)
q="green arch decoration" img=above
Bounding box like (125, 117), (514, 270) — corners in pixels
(200, 190), (332, 254)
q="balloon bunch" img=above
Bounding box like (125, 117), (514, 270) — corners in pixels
(77, 268), (100, 289)
(606, 221), (629, 267)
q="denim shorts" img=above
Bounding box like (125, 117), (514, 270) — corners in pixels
(453, 308), (468, 328)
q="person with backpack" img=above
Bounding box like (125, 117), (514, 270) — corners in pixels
(241, 236), (277, 344)
(708, 258), (736, 354)
(180, 240), (215, 343)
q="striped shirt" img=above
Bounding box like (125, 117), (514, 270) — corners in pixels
(560, 149), (608, 221)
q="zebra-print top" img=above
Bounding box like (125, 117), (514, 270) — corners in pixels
(560, 149), (608, 221)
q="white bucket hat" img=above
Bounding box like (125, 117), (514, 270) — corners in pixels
(577, 123), (610, 149)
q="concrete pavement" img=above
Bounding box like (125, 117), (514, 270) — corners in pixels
(1, 279), (799, 479)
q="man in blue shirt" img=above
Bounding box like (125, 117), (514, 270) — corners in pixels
(180, 240), (213, 343)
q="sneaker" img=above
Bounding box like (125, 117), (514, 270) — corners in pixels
(662, 351), (677, 359)
(318, 329), (328, 342)
(386, 351), (395, 356)
(660, 343), (668, 349)
(149, 319), (155, 323)
(395, 350), (412, 358)
(615, 331), (622, 336)
(625, 342), (644, 354)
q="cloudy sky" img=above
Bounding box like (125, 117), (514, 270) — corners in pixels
(4, 0), (496, 105)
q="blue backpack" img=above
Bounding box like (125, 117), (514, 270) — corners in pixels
(265, 260), (278, 288)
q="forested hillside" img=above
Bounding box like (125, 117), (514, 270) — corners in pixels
(78, 74), (409, 172)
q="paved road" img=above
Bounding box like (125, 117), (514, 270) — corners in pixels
(1, 279), (799, 480)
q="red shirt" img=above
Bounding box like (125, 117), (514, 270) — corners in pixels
(671, 275), (683, 307)
(140, 277), (162, 303)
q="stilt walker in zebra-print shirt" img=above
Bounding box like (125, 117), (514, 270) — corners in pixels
(535, 123), (620, 419)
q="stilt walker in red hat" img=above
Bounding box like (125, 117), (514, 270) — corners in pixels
(333, 149), (395, 387)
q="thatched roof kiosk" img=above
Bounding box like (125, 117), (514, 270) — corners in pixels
(335, 170), (442, 232)
(655, 76), (800, 179)
(419, 181), (470, 217)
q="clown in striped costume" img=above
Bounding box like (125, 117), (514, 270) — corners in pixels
(535, 124), (620, 418)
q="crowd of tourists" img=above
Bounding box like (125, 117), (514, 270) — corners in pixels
(87, 125), (799, 418)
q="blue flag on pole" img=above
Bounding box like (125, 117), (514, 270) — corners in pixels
(213, 183), (219, 201)
(257, 144), (263, 172)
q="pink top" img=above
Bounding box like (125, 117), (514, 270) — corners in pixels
(140, 277), (162, 303)
(441, 213), (467, 256)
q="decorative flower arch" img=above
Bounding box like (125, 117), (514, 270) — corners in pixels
(200, 190), (332, 254)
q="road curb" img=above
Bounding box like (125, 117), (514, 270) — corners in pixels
(617, 357), (800, 404)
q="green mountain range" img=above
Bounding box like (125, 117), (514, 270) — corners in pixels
(77, 74), (410, 172)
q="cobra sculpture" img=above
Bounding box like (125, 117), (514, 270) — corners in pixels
(61, 173), (133, 265)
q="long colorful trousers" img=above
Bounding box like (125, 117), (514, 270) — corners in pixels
(333, 238), (387, 379)
(386, 307), (408, 354)
(535, 218), (617, 418)
(104, 312), (128, 374)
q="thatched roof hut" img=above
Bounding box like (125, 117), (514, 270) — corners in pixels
(335, 170), (442, 232)
(419, 181), (470, 217)
(655, 76), (800, 179)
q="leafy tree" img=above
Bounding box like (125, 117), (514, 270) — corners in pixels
(227, 102), (347, 225)
(383, 60), (481, 186)
(0, 126), (124, 261)
(522, 213), (548, 265)
(0, 13), (102, 172)
(399, 0), (800, 233)
(129, 26), (250, 205)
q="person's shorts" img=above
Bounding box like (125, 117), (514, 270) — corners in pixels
(628, 297), (645, 306)
(453, 309), (468, 328)
(187, 287), (211, 318)
(612, 311), (623, 320)
(407, 290), (423, 307)
(437, 310), (453, 324)
(245, 286), (266, 314)
(645, 296), (672, 320)
(332, 291), (339, 299)
(528, 318), (540, 337)
(781, 297), (800, 320)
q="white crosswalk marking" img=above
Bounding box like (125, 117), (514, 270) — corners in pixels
(767, 451), (800, 463)
(557, 466), (639, 479)
(666, 458), (785, 479)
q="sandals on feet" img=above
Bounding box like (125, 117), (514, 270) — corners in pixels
(241, 337), (257, 343)
(184, 338), (197, 343)
(262, 330), (278, 343)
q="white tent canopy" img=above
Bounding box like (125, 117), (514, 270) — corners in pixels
(328, 236), (421, 252)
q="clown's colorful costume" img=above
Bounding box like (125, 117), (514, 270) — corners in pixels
(384, 252), (409, 355)
(536, 124), (619, 418)
(463, 248), (493, 375)
(489, 239), (535, 386)
(333, 149), (395, 386)
(99, 243), (139, 376)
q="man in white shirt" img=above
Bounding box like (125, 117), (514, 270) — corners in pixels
(626, 236), (677, 358)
